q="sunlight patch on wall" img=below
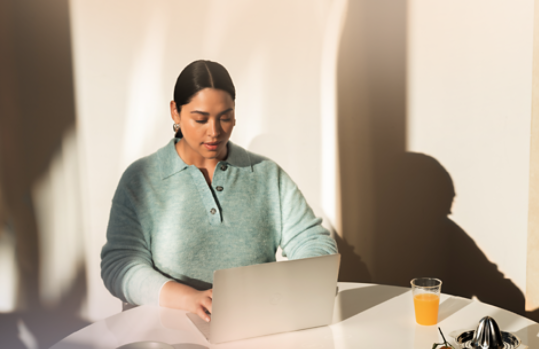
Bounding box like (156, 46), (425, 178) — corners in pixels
(0, 223), (17, 312)
(320, 0), (348, 231)
(122, 6), (168, 170)
(232, 48), (269, 151)
(202, 0), (232, 58)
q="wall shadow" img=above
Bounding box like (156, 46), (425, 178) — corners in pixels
(333, 233), (371, 283)
(335, 0), (539, 324)
(374, 153), (539, 322)
(0, 0), (90, 347)
(336, 0), (407, 282)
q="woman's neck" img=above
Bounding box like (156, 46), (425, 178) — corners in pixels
(175, 139), (226, 184)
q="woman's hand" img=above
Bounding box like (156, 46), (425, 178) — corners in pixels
(159, 281), (213, 322)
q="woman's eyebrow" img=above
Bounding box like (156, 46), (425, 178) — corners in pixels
(190, 110), (210, 116)
(218, 108), (233, 116)
(190, 108), (233, 116)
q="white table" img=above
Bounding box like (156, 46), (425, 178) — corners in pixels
(51, 283), (539, 348)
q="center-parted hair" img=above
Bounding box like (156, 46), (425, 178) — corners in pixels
(173, 60), (236, 137)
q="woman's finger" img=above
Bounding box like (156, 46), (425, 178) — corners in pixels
(202, 296), (212, 314)
(196, 305), (211, 322)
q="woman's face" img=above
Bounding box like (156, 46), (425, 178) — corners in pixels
(170, 88), (235, 163)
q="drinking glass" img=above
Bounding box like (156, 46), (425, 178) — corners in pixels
(411, 277), (442, 326)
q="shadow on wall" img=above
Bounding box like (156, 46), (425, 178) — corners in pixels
(335, 0), (539, 323)
(333, 233), (371, 283)
(0, 0), (90, 347)
(375, 153), (539, 322)
(336, 0), (407, 283)
(337, 151), (539, 323)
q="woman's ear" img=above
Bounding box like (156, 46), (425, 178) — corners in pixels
(170, 101), (180, 122)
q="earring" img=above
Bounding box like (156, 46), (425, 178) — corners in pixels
(173, 123), (180, 132)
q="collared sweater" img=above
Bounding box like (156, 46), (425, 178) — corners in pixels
(101, 138), (338, 306)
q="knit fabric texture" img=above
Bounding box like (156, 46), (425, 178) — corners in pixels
(101, 138), (338, 306)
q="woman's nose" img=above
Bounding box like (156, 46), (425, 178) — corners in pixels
(209, 119), (221, 137)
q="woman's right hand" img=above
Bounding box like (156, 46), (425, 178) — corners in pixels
(159, 281), (213, 322)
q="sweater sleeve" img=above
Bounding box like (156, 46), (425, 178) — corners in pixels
(278, 168), (338, 259)
(101, 183), (172, 306)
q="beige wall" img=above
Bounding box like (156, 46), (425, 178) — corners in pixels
(526, 0), (539, 312)
(335, 0), (538, 320)
(2, 0), (538, 331)
(408, 0), (535, 317)
(408, 0), (533, 293)
(69, 0), (344, 320)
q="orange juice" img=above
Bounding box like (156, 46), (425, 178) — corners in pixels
(413, 293), (440, 325)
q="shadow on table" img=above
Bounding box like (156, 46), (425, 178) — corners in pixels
(0, 268), (90, 349)
(50, 341), (96, 349)
(333, 284), (408, 322)
(196, 324), (334, 349)
(480, 309), (539, 348)
(0, 307), (90, 349)
(514, 323), (539, 348)
(438, 297), (473, 323)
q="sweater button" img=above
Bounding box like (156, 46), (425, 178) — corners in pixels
(216, 186), (223, 192)
(220, 164), (227, 171)
(210, 208), (216, 214)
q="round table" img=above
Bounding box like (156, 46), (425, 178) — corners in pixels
(51, 282), (539, 348)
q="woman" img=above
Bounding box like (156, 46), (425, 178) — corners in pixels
(101, 60), (338, 322)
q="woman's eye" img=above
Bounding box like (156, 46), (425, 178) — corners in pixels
(220, 118), (231, 122)
(195, 120), (207, 124)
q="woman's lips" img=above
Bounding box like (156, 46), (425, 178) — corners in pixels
(204, 142), (220, 151)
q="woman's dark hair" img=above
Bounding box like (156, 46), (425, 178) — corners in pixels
(173, 60), (236, 137)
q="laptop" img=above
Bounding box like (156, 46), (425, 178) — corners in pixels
(186, 253), (340, 344)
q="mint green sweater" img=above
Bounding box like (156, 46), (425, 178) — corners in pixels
(101, 139), (337, 306)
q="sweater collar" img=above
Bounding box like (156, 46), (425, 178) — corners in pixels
(159, 138), (252, 179)
(223, 140), (253, 171)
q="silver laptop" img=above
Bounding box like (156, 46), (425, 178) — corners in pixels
(187, 253), (341, 344)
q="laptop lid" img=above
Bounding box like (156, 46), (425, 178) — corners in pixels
(188, 253), (340, 344)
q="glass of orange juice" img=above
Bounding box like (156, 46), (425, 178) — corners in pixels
(411, 277), (442, 326)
